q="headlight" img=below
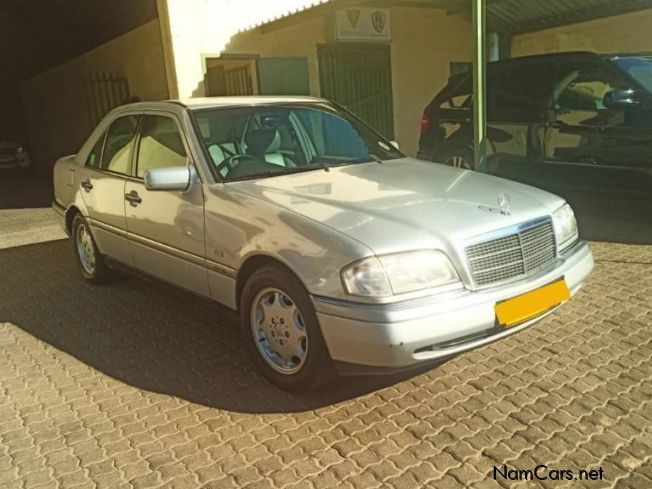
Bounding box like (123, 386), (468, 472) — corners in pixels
(341, 250), (459, 297)
(552, 203), (578, 251)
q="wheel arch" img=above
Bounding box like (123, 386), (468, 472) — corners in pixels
(65, 205), (82, 235)
(235, 254), (310, 311)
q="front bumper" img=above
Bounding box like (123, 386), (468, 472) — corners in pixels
(313, 241), (593, 374)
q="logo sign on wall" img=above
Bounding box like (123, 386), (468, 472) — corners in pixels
(335, 8), (391, 42)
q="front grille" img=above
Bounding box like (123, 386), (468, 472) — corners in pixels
(466, 219), (556, 287)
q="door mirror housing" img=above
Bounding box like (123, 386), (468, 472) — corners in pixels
(603, 89), (641, 109)
(144, 166), (191, 191)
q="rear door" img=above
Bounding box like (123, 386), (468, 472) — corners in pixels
(79, 114), (140, 265)
(124, 112), (209, 296)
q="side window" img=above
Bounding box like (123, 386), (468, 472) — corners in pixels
(102, 115), (139, 174)
(86, 132), (105, 168)
(555, 64), (626, 112)
(136, 115), (187, 178)
(439, 76), (472, 109)
(488, 65), (554, 121)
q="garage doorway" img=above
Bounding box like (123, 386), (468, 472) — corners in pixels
(318, 44), (394, 138)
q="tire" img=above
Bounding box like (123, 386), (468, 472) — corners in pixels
(441, 147), (475, 170)
(239, 264), (336, 391)
(72, 214), (110, 284)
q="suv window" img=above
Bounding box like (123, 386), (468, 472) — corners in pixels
(555, 63), (627, 112)
(86, 132), (106, 168)
(101, 115), (139, 174)
(136, 115), (187, 178)
(488, 63), (554, 121)
(439, 76), (472, 109)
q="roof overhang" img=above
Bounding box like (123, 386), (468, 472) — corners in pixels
(239, 0), (652, 36)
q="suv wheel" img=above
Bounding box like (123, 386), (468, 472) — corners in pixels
(442, 148), (474, 170)
(239, 264), (336, 391)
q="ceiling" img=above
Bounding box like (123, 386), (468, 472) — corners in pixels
(245, 0), (652, 35)
(0, 0), (157, 78)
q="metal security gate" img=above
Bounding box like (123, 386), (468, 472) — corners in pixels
(224, 66), (254, 95)
(87, 71), (130, 126)
(318, 44), (394, 138)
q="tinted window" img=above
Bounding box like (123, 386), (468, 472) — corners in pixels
(137, 115), (187, 178)
(554, 63), (627, 112)
(488, 63), (554, 121)
(102, 115), (139, 174)
(86, 132), (105, 168)
(615, 57), (652, 94)
(438, 75), (472, 109)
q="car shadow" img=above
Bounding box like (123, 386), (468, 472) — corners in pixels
(0, 239), (440, 414)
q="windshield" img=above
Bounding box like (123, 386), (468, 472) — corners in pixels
(192, 103), (403, 181)
(614, 56), (652, 93)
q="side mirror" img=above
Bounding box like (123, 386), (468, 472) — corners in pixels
(144, 166), (191, 191)
(390, 140), (400, 150)
(603, 89), (640, 109)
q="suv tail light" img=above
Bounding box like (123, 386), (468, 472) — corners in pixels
(420, 113), (432, 134)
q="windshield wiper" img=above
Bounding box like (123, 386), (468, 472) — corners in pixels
(369, 154), (384, 164)
(225, 164), (329, 182)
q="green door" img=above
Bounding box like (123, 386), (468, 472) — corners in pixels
(318, 44), (394, 138)
(257, 58), (310, 96)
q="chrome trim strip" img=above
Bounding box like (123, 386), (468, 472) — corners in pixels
(205, 259), (238, 278)
(129, 232), (205, 268)
(466, 216), (552, 246)
(87, 218), (237, 279)
(88, 218), (128, 238)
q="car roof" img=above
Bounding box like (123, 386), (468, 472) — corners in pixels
(488, 51), (652, 68)
(117, 96), (328, 112)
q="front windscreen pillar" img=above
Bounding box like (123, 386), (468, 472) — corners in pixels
(472, 0), (487, 172)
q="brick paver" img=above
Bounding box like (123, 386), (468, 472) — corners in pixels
(0, 227), (650, 487)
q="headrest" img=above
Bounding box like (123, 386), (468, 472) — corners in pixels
(246, 128), (281, 156)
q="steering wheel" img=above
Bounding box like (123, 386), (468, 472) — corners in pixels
(215, 154), (257, 176)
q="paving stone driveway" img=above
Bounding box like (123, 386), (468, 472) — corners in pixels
(0, 231), (650, 488)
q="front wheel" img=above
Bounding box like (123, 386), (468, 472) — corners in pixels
(239, 264), (336, 391)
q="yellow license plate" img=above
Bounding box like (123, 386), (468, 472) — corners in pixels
(495, 279), (570, 327)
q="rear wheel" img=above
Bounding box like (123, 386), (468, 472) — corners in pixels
(72, 214), (109, 284)
(441, 147), (474, 170)
(239, 264), (336, 391)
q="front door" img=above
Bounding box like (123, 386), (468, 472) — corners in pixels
(79, 114), (140, 266)
(318, 44), (394, 138)
(543, 59), (652, 241)
(124, 113), (208, 296)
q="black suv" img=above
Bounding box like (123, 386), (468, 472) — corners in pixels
(418, 51), (652, 242)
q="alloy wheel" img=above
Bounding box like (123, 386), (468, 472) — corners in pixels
(76, 223), (96, 274)
(250, 287), (309, 375)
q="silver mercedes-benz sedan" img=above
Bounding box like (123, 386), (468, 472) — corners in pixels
(53, 97), (593, 391)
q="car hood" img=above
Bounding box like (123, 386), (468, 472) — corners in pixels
(231, 158), (565, 255)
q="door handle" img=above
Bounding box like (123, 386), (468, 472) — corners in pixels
(125, 191), (142, 206)
(80, 179), (93, 192)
